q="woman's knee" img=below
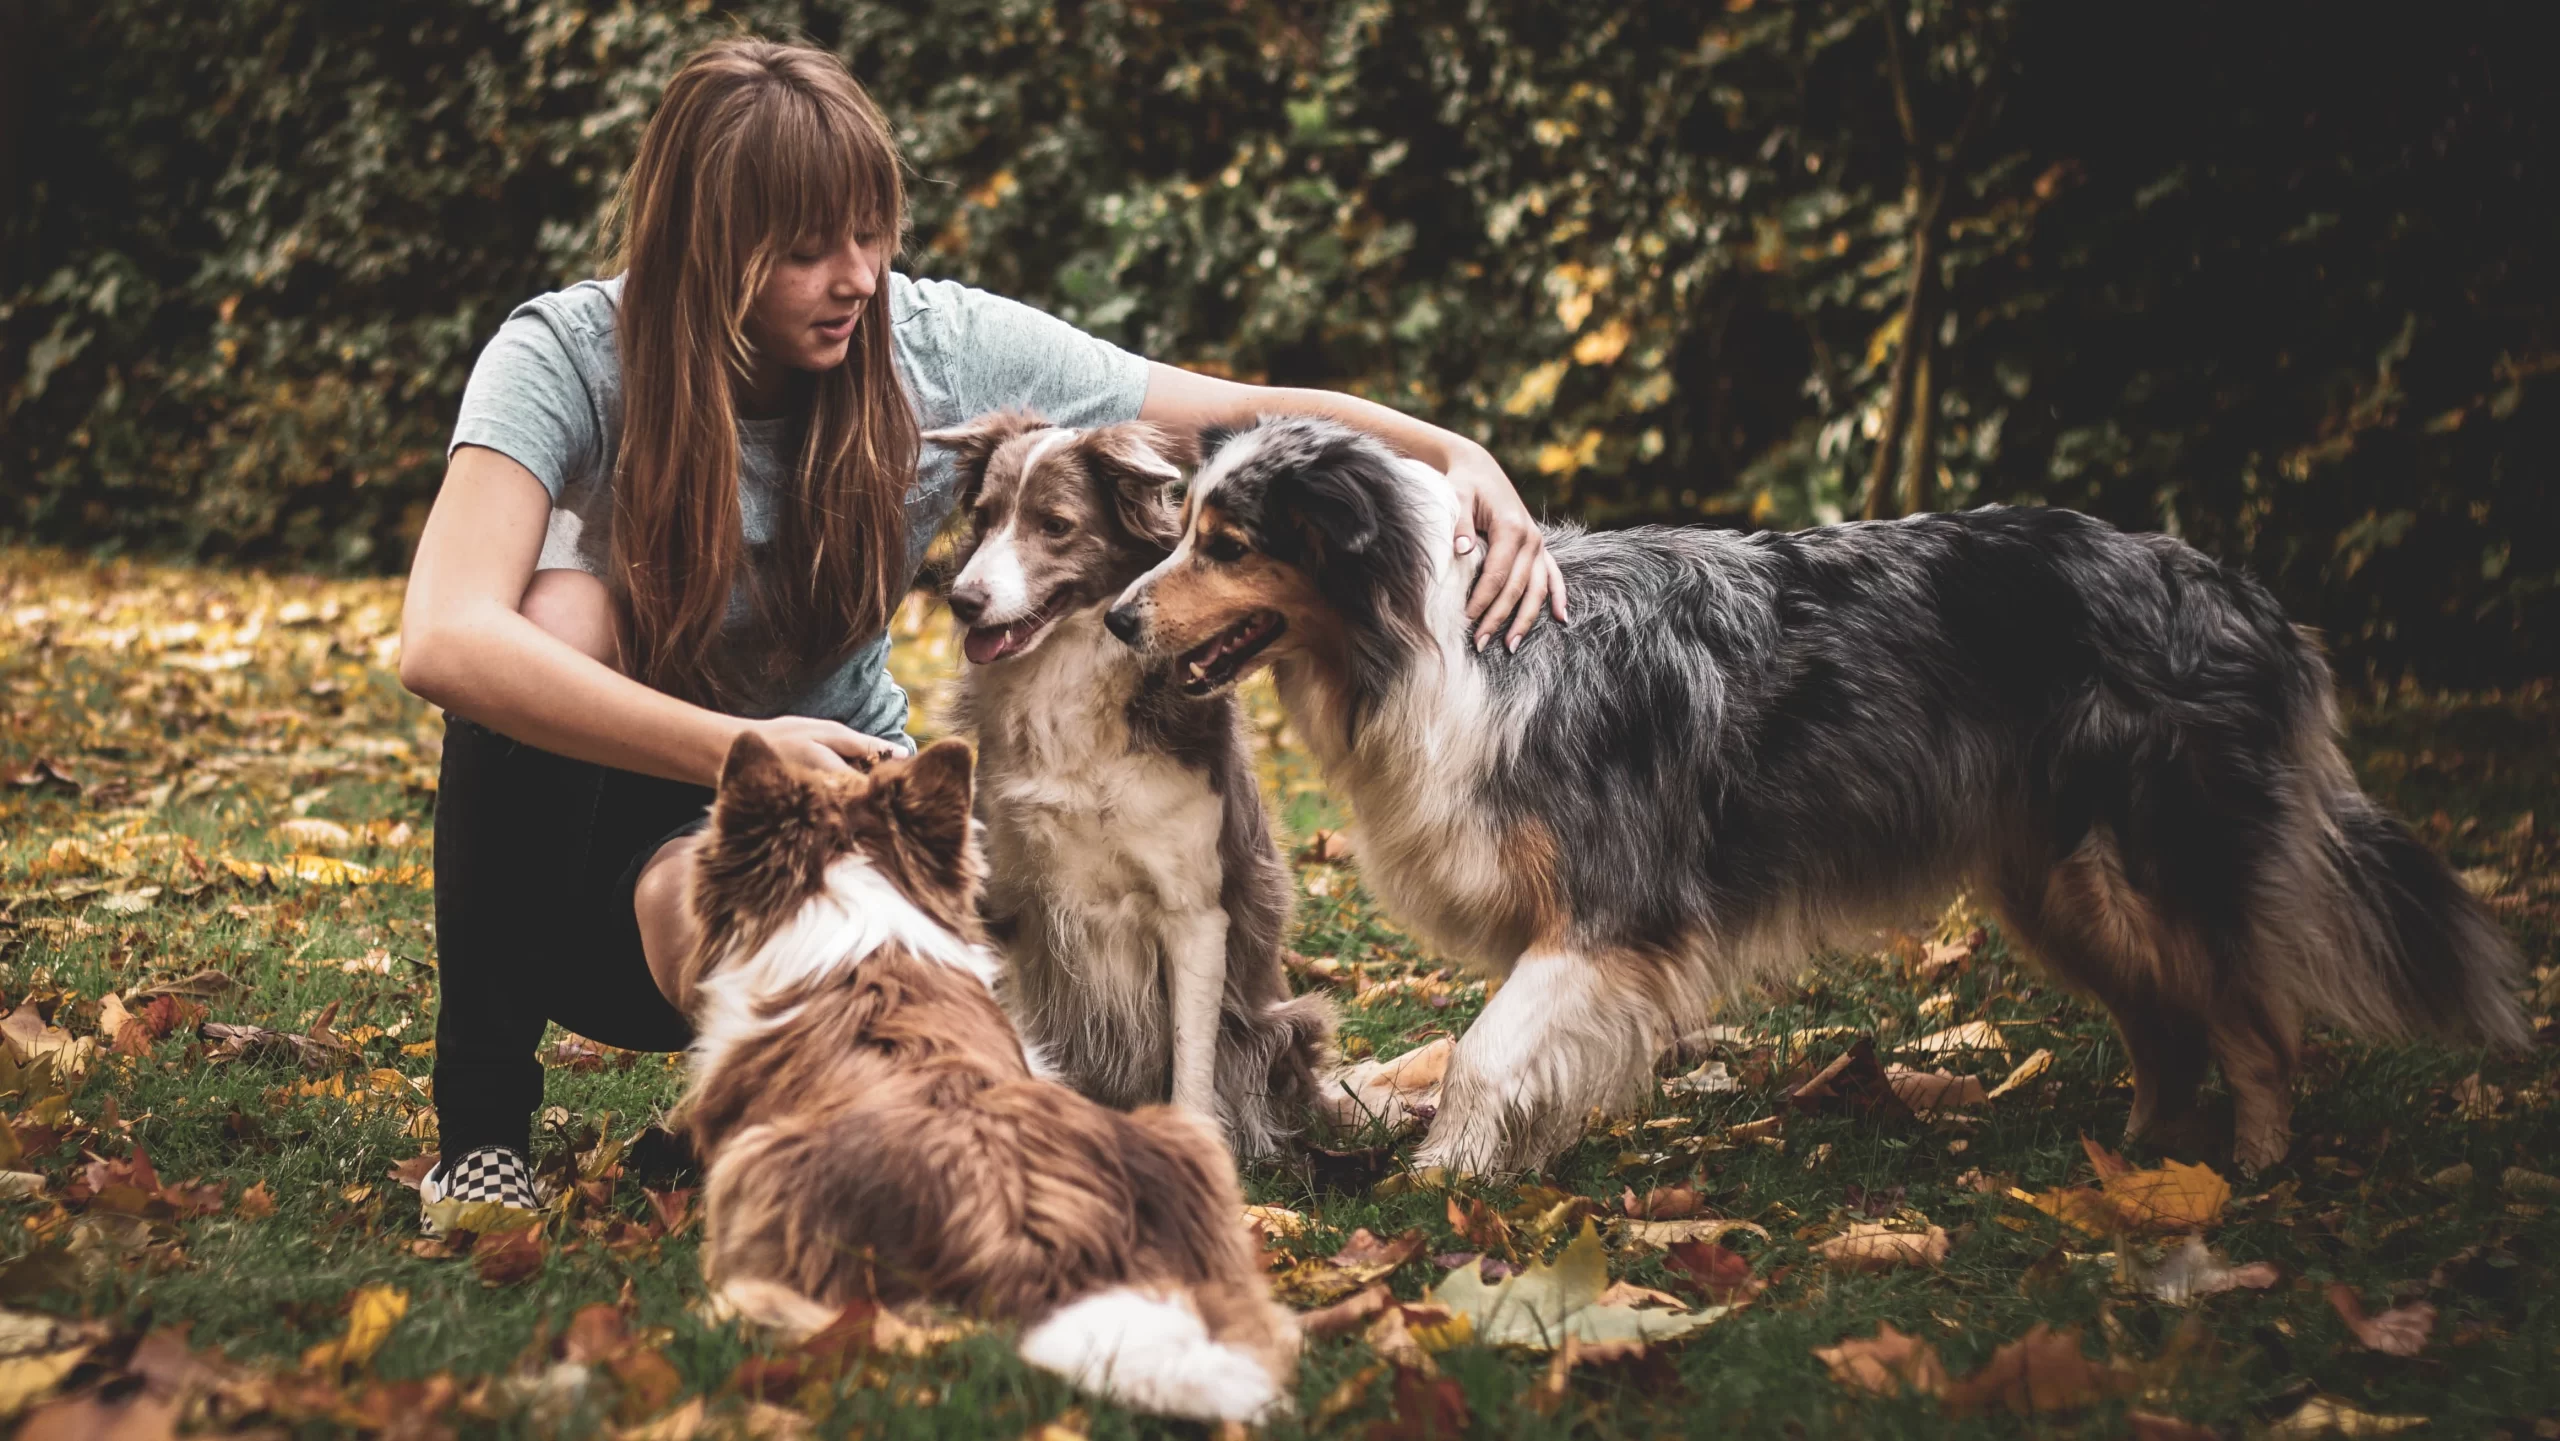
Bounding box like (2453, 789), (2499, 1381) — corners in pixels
(520, 569), (624, 670)
(636, 833), (707, 1008)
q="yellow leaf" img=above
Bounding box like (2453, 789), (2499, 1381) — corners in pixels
(1571, 318), (1633, 366)
(2265, 1395), (2430, 1437)
(1813, 1222), (1950, 1272)
(1864, 310), (1907, 371)
(1502, 359), (1570, 416)
(301, 1284), (407, 1371)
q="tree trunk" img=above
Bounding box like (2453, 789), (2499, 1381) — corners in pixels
(1864, 191), (1942, 521)
(1905, 321), (1938, 515)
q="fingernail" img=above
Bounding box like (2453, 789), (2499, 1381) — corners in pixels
(1474, 633), (1489, 653)
(1455, 536), (1476, 555)
(1508, 635), (1521, 653)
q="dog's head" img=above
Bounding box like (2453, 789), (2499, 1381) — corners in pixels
(684, 735), (981, 995)
(924, 411), (1195, 666)
(1105, 417), (1432, 700)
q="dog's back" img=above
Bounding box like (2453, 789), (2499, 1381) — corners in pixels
(679, 737), (1295, 1423)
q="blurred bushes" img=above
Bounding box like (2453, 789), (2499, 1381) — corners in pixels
(2, 0), (2552, 681)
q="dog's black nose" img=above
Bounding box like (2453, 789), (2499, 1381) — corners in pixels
(1103, 604), (1142, 645)
(949, 584), (987, 626)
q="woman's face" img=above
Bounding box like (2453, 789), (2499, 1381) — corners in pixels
(746, 233), (887, 375)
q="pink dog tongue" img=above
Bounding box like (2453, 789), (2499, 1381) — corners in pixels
(963, 620), (1033, 665)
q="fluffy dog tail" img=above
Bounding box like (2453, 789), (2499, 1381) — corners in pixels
(1218, 991), (1338, 1161)
(1019, 1285), (1285, 1423)
(2297, 783), (2531, 1047)
(1016, 1102), (1295, 1423)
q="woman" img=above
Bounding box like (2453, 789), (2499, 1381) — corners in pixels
(398, 37), (1563, 1216)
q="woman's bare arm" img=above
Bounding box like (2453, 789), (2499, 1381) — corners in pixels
(399, 445), (888, 785)
(1139, 362), (1568, 650)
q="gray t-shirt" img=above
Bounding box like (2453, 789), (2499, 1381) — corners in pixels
(447, 272), (1150, 744)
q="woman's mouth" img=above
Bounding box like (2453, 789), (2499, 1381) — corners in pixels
(812, 311), (858, 342)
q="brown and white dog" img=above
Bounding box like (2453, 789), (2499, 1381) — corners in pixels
(921, 411), (1332, 1161)
(674, 734), (1296, 1422)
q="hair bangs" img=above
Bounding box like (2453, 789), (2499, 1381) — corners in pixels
(741, 79), (905, 273)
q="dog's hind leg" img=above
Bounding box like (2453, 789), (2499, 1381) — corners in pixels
(1997, 831), (2215, 1146)
(2209, 983), (2301, 1173)
(1414, 951), (1663, 1178)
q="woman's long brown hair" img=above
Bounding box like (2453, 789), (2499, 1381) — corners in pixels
(603, 39), (914, 711)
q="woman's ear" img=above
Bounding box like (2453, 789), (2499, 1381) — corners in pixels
(922, 409), (1052, 507)
(1079, 422), (1194, 550)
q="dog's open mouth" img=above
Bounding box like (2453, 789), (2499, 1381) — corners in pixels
(962, 595), (1068, 665)
(1176, 611), (1286, 695)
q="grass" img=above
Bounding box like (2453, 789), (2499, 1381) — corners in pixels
(1, 545), (2555, 1438)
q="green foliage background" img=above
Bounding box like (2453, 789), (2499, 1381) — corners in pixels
(2, 0), (2552, 682)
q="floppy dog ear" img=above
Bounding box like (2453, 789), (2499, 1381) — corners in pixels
(1079, 422), (1195, 551)
(1276, 450), (1387, 562)
(922, 410), (1052, 506)
(1196, 422), (1243, 465)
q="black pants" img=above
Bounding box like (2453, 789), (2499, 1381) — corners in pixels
(431, 715), (707, 1167)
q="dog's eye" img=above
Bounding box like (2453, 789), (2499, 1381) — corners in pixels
(1039, 515), (1073, 538)
(1203, 534), (1249, 564)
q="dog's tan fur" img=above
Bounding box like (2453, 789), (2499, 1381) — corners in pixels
(675, 736), (1294, 1413)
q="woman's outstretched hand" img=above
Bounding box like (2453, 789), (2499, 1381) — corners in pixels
(741, 715), (903, 773)
(1444, 444), (1569, 652)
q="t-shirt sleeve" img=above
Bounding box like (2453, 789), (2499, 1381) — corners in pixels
(447, 308), (602, 501)
(930, 280), (1152, 429)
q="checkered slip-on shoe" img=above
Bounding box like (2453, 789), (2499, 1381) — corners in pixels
(417, 1145), (537, 1236)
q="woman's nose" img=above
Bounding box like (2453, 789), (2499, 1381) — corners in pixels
(832, 243), (877, 300)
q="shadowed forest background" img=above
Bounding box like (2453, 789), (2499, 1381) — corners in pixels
(1, 0), (2553, 686)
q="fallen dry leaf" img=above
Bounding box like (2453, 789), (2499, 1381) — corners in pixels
(1317, 1038), (1452, 1133)
(301, 1285), (408, 1372)
(2018, 1136), (2231, 1236)
(1984, 1047), (2054, 1100)
(1428, 1221), (1727, 1351)
(1664, 1239), (1766, 1305)
(1788, 1037), (1913, 1119)
(1906, 1020), (2009, 1056)
(1813, 1222), (1950, 1273)
(1615, 1217), (1769, 1253)
(1941, 1323), (2133, 1418)
(2264, 1395), (2430, 1437)
(2141, 1236), (2279, 1304)
(1885, 1064), (1989, 1115)
(1276, 1228), (1428, 1307)
(0, 1009), (94, 1086)
(1301, 1284), (1396, 1339)
(2325, 1284), (2435, 1356)
(1618, 1183), (1704, 1220)
(276, 817), (355, 851)
(1296, 829), (1354, 864)
(2127, 1412), (2223, 1441)
(1813, 1322), (1949, 1397)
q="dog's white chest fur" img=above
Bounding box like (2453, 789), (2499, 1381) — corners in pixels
(967, 610), (1226, 926)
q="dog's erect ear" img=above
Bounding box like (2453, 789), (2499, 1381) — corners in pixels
(1079, 422), (1194, 550)
(923, 410), (1052, 506)
(883, 738), (974, 860)
(709, 728), (826, 859)
(716, 729), (792, 808)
